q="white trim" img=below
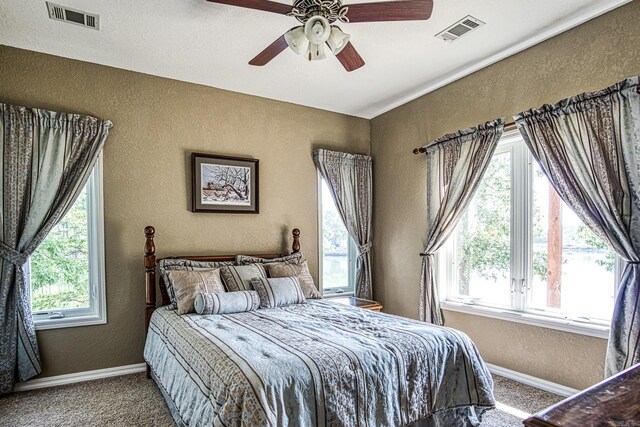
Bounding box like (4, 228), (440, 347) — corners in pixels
(442, 301), (610, 339)
(90, 152), (107, 327)
(317, 170), (324, 294)
(486, 363), (579, 398)
(368, 0), (633, 119)
(33, 313), (107, 330)
(13, 363), (146, 392)
(324, 291), (355, 298)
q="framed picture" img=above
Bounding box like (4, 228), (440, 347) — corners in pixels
(191, 153), (259, 213)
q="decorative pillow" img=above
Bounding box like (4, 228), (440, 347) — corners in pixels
(158, 258), (234, 308)
(250, 277), (306, 309)
(194, 290), (260, 315)
(220, 264), (267, 292)
(235, 252), (303, 266)
(165, 269), (226, 315)
(266, 260), (321, 299)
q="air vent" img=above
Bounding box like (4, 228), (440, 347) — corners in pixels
(46, 2), (100, 30)
(435, 15), (484, 43)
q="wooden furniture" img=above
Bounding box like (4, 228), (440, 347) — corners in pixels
(144, 225), (301, 377)
(523, 363), (640, 427)
(328, 296), (382, 312)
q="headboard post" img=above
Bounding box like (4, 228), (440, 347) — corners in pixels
(292, 228), (300, 254)
(144, 225), (157, 323)
(144, 226), (156, 378)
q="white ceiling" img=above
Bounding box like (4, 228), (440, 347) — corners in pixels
(0, 0), (632, 118)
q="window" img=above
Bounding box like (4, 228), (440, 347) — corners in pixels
(439, 131), (619, 337)
(27, 154), (106, 329)
(319, 176), (357, 295)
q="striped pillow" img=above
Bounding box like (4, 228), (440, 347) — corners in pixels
(250, 277), (306, 309)
(158, 258), (234, 309)
(165, 269), (226, 315)
(194, 291), (260, 315)
(266, 260), (321, 299)
(220, 264), (267, 291)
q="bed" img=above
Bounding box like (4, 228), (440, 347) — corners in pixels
(142, 226), (495, 426)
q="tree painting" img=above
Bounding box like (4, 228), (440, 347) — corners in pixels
(201, 164), (251, 206)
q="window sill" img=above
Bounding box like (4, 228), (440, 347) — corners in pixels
(323, 291), (355, 298)
(34, 314), (106, 331)
(440, 300), (610, 339)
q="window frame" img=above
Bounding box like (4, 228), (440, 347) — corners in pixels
(28, 153), (107, 330)
(438, 130), (620, 339)
(317, 172), (358, 296)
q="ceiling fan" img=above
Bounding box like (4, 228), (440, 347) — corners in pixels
(206, 0), (434, 71)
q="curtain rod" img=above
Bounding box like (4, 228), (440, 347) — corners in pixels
(412, 120), (517, 155)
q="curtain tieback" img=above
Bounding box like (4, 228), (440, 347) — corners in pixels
(0, 242), (29, 267)
(420, 252), (433, 257)
(358, 242), (373, 254)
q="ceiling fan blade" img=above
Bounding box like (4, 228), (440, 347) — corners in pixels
(345, 0), (433, 23)
(335, 42), (365, 72)
(206, 0), (291, 15)
(249, 35), (289, 66)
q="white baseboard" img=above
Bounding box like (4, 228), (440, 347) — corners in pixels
(12, 360), (578, 399)
(487, 363), (579, 397)
(13, 363), (146, 392)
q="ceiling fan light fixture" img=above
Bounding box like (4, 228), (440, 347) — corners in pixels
(304, 16), (331, 45)
(327, 26), (350, 55)
(284, 26), (308, 55)
(307, 42), (326, 61)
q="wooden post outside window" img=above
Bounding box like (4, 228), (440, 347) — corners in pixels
(547, 187), (562, 309)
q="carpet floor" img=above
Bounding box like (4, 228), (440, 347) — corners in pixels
(0, 373), (564, 426)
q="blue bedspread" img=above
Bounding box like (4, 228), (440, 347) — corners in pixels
(144, 300), (494, 426)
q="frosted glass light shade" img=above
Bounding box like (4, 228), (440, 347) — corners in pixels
(327, 26), (350, 55)
(307, 43), (326, 61)
(304, 16), (331, 45)
(284, 26), (309, 55)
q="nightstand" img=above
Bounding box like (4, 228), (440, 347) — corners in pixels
(327, 296), (383, 312)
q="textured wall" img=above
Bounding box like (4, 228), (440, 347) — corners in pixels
(0, 45), (369, 378)
(370, 1), (639, 391)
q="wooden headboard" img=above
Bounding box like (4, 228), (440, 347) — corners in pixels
(143, 225), (301, 336)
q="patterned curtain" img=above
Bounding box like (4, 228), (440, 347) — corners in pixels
(514, 76), (640, 377)
(419, 119), (504, 324)
(0, 104), (111, 393)
(313, 149), (373, 300)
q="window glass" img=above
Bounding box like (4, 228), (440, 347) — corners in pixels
(31, 186), (90, 312)
(320, 178), (355, 293)
(452, 150), (512, 307)
(529, 161), (615, 320)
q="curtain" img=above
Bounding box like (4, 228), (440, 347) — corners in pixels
(419, 119), (505, 324)
(0, 103), (112, 393)
(313, 149), (373, 300)
(514, 76), (640, 377)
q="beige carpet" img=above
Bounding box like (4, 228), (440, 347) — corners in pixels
(0, 373), (563, 426)
(0, 373), (174, 427)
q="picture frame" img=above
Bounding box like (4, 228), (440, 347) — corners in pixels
(191, 153), (259, 213)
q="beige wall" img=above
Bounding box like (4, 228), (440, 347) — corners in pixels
(370, 1), (640, 391)
(0, 45), (370, 378)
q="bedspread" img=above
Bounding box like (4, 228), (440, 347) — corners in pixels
(144, 300), (494, 427)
